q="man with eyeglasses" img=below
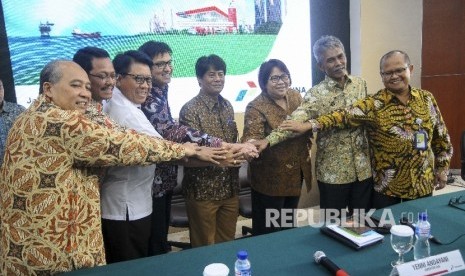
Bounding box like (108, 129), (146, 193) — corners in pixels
(100, 50), (226, 263)
(277, 50), (453, 209)
(73, 47), (120, 129)
(252, 35), (373, 220)
(138, 41), (257, 254)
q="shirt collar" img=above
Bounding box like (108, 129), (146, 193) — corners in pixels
(324, 74), (352, 89)
(384, 85), (416, 102)
(261, 89), (290, 106)
(112, 87), (142, 109)
(198, 90), (225, 111)
(151, 83), (168, 97)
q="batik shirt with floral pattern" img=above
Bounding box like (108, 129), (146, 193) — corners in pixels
(311, 86), (453, 199)
(242, 89), (312, 196)
(267, 75), (372, 184)
(0, 95), (185, 275)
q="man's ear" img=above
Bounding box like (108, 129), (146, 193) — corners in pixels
(408, 64), (414, 75)
(43, 82), (53, 98)
(115, 74), (123, 86)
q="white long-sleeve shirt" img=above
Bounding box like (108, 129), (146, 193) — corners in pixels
(101, 87), (162, 220)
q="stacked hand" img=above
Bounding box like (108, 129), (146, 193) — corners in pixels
(182, 142), (227, 165)
(247, 139), (269, 153)
(220, 142), (260, 167)
(278, 120), (313, 134)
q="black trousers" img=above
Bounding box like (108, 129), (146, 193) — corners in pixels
(148, 191), (173, 256)
(102, 214), (151, 264)
(251, 188), (300, 236)
(372, 191), (432, 209)
(318, 177), (374, 217)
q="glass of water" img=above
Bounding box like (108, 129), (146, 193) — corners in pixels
(390, 225), (414, 267)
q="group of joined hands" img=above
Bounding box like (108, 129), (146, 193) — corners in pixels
(182, 119), (312, 167)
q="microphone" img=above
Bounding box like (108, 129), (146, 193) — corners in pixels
(314, 251), (350, 276)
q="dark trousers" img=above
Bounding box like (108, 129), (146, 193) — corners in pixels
(318, 177), (374, 217)
(372, 191), (433, 209)
(148, 191), (173, 256)
(251, 188), (300, 236)
(102, 214), (151, 264)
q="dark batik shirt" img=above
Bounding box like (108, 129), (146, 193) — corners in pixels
(179, 91), (239, 201)
(141, 85), (223, 196)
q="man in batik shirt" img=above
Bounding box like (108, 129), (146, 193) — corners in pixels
(0, 60), (222, 275)
(138, 42), (257, 254)
(279, 50), (453, 209)
(263, 36), (373, 218)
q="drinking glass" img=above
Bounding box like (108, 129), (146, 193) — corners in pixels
(390, 225), (414, 267)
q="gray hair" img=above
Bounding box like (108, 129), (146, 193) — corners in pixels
(379, 50), (411, 70)
(312, 35), (345, 63)
(39, 60), (68, 94)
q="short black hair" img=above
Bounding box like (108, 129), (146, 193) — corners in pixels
(195, 54), (226, 79)
(73, 47), (110, 74)
(138, 41), (172, 59)
(258, 59), (291, 93)
(113, 50), (153, 75)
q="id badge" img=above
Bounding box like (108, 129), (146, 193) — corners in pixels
(414, 130), (428, 150)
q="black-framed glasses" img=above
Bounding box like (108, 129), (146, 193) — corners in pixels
(153, 60), (173, 70)
(380, 66), (408, 79)
(122, 73), (152, 85)
(269, 74), (290, 84)
(88, 73), (116, 82)
(448, 196), (465, 211)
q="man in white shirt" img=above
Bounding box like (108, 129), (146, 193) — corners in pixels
(100, 50), (171, 263)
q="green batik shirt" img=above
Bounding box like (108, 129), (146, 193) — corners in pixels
(311, 86), (453, 199)
(267, 75), (372, 184)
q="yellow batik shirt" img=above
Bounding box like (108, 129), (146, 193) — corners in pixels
(312, 86), (453, 199)
(0, 95), (185, 275)
(267, 75), (372, 184)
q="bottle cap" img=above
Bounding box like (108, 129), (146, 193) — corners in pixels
(203, 263), (230, 276)
(237, 250), (248, 260)
(420, 212), (428, 221)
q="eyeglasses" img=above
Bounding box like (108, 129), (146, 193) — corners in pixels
(449, 196), (465, 205)
(122, 73), (152, 85)
(380, 66), (408, 79)
(269, 74), (290, 84)
(88, 73), (116, 82)
(448, 196), (465, 211)
(153, 60), (173, 70)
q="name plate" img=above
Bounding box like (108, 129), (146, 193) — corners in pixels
(391, 250), (465, 276)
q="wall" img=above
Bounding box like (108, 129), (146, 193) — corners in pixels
(421, 0), (465, 169)
(351, 0), (423, 94)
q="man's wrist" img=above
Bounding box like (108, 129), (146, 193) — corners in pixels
(307, 119), (319, 132)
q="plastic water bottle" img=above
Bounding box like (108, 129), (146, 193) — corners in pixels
(234, 250), (251, 276)
(413, 212), (431, 260)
